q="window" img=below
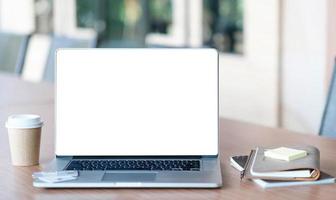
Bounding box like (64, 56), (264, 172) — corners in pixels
(148, 0), (172, 34)
(76, 0), (244, 53)
(76, 0), (173, 47)
(203, 0), (244, 54)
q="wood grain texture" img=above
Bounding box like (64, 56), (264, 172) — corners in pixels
(0, 73), (335, 200)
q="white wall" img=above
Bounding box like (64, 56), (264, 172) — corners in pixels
(0, 0), (35, 33)
(282, 0), (328, 134)
(220, 0), (280, 127)
(327, 0), (336, 82)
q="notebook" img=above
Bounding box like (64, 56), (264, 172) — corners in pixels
(229, 153), (334, 188)
(243, 146), (320, 181)
(253, 172), (335, 188)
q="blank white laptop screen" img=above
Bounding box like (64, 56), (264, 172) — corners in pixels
(56, 49), (218, 156)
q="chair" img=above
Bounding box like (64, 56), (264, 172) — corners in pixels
(43, 35), (97, 82)
(0, 32), (29, 74)
(319, 59), (336, 138)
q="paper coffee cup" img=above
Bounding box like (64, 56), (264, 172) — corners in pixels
(6, 114), (43, 166)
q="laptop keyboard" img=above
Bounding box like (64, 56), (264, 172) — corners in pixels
(64, 159), (200, 171)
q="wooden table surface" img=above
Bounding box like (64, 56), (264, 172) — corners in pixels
(0, 73), (335, 200)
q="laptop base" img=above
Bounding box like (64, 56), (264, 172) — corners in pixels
(33, 156), (222, 188)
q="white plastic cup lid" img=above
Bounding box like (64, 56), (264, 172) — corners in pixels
(5, 114), (43, 129)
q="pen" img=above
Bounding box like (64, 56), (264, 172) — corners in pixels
(240, 150), (254, 180)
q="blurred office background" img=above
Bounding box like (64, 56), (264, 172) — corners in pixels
(0, 0), (335, 135)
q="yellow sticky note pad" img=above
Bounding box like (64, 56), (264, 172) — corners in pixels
(264, 147), (307, 161)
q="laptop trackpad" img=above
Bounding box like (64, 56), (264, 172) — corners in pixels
(102, 172), (156, 182)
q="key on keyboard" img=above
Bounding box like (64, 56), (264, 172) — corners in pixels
(64, 159), (200, 171)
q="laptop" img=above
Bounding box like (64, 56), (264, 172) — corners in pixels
(34, 48), (222, 188)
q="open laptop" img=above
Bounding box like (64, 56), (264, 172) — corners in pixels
(34, 48), (222, 188)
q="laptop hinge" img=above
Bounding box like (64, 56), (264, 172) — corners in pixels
(71, 156), (202, 159)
